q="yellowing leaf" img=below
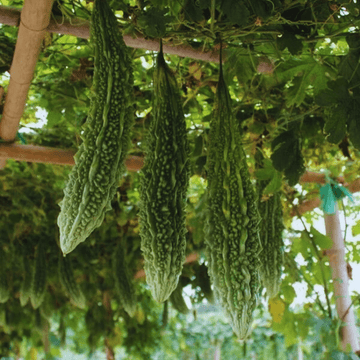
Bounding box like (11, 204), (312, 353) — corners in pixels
(269, 298), (285, 323)
(189, 63), (202, 81)
(135, 308), (145, 324)
(30, 348), (38, 360)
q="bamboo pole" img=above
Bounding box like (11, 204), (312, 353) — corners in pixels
(0, 87), (6, 169)
(0, 5), (220, 63)
(0, 0), (54, 142)
(324, 207), (360, 353)
(0, 143), (144, 170)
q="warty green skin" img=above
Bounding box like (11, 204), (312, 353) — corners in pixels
(205, 71), (262, 340)
(20, 256), (32, 306)
(30, 243), (47, 309)
(112, 242), (137, 317)
(139, 49), (191, 303)
(257, 181), (284, 299)
(58, 254), (86, 309)
(57, 0), (134, 255)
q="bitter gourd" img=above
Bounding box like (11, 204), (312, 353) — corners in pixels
(57, 0), (134, 255)
(19, 255), (32, 306)
(139, 42), (190, 303)
(0, 274), (9, 304)
(256, 153), (284, 299)
(170, 279), (189, 314)
(30, 243), (47, 309)
(205, 52), (262, 339)
(58, 253), (86, 309)
(0, 248), (9, 304)
(112, 241), (137, 317)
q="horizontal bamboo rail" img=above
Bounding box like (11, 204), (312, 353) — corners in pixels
(0, 5), (220, 63)
(0, 142), (357, 216)
(0, 143), (143, 171)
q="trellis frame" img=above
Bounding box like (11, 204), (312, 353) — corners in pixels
(0, 1), (358, 211)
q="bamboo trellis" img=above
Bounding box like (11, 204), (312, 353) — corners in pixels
(0, 2), (358, 214)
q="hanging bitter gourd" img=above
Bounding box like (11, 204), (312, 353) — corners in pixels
(30, 243), (47, 309)
(0, 273), (9, 304)
(112, 241), (137, 317)
(58, 253), (86, 309)
(57, 0), (134, 255)
(205, 50), (262, 339)
(139, 42), (191, 303)
(19, 255), (32, 306)
(256, 152), (284, 299)
(0, 248), (9, 304)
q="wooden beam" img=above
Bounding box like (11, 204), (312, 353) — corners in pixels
(0, 159), (7, 170)
(0, 87), (6, 169)
(0, 143), (143, 170)
(0, 0), (54, 142)
(0, 5), (220, 63)
(0, 142), (357, 216)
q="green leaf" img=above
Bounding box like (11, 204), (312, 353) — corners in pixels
(292, 237), (309, 258)
(285, 61), (328, 107)
(352, 219), (360, 237)
(310, 226), (332, 249)
(282, 284), (296, 304)
(339, 34), (360, 86)
(263, 170), (282, 194)
(301, 231), (317, 257)
(221, 0), (250, 26)
(271, 130), (305, 186)
(183, 0), (204, 22)
(320, 183), (337, 214)
(348, 116), (360, 150)
(226, 47), (255, 83)
(46, 111), (63, 128)
(283, 147), (305, 186)
(277, 31), (303, 55)
(323, 106), (347, 144)
(138, 8), (173, 38)
(315, 78), (349, 106)
(255, 159), (275, 180)
(197, 0), (211, 9)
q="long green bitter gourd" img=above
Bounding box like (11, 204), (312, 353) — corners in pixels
(30, 243), (47, 309)
(139, 43), (191, 303)
(112, 241), (137, 317)
(57, 0), (134, 255)
(19, 255), (32, 306)
(205, 53), (262, 340)
(0, 248), (9, 304)
(58, 253), (86, 309)
(256, 153), (284, 299)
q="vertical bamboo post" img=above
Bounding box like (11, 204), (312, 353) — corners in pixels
(0, 0), (54, 141)
(0, 87), (6, 169)
(324, 207), (360, 353)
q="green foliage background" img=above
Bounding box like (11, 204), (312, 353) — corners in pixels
(0, 0), (360, 358)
